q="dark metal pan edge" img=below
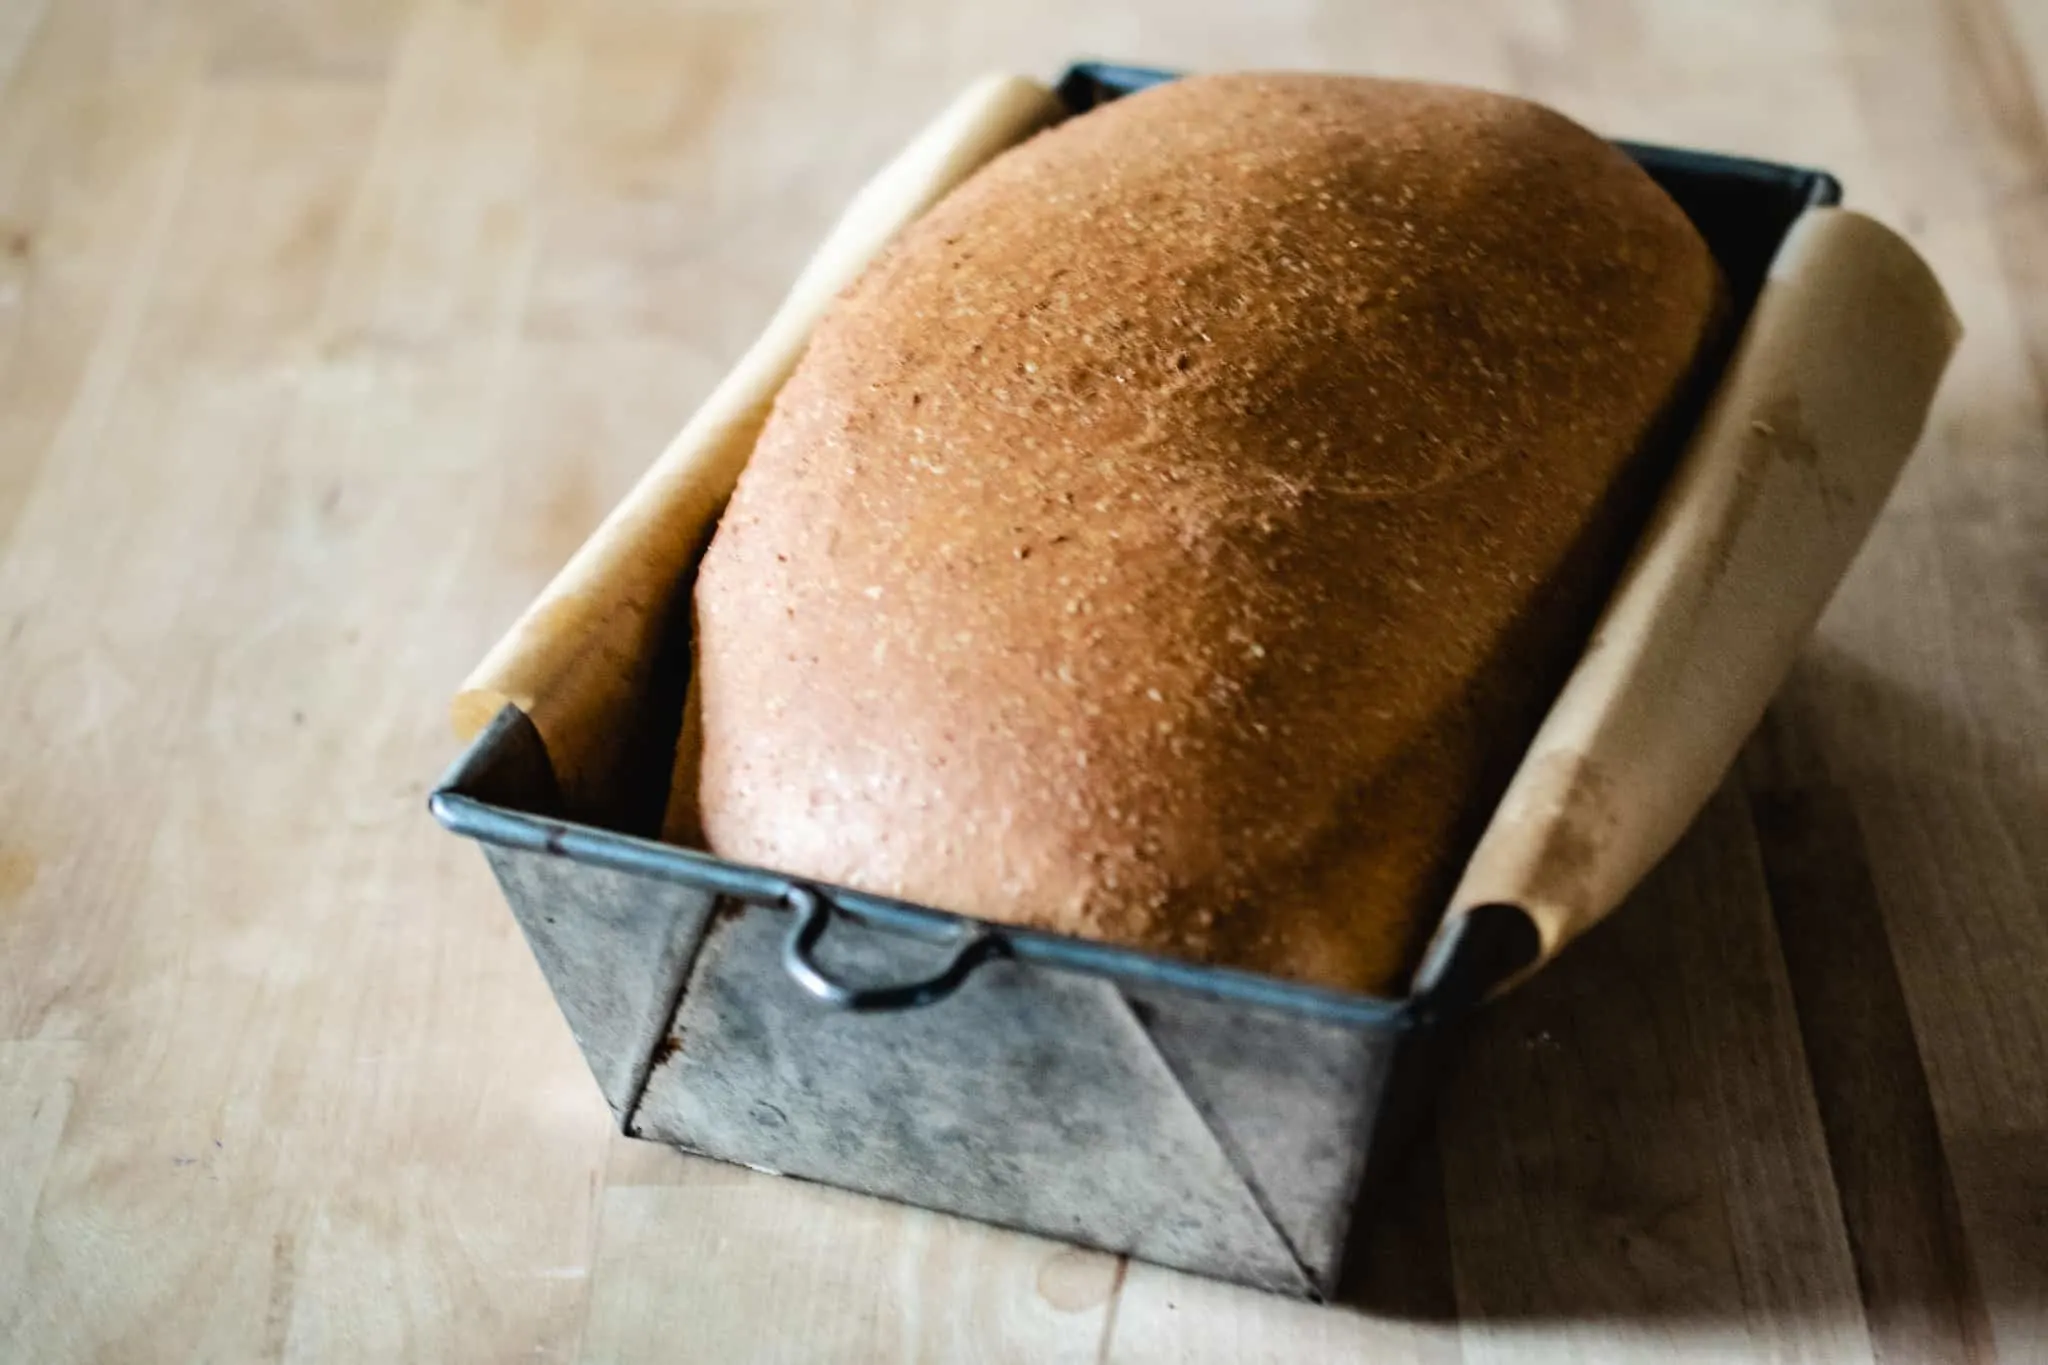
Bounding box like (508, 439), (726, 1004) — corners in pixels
(433, 709), (1412, 1031)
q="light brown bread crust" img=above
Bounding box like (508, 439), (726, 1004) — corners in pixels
(690, 72), (1720, 993)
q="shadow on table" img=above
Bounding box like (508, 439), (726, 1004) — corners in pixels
(1334, 645), (2040, 1357)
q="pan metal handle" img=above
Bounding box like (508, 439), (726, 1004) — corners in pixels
(779, 884), (1006, 1011)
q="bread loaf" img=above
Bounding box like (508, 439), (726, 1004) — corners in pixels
(690, 72), (1721, 994)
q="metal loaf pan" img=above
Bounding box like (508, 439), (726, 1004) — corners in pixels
(431, 62), (1843, 1299)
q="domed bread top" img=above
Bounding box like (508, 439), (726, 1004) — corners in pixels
(690, 72), (1721, 993)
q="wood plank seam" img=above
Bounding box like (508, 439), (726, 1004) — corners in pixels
(0, 76), (203, 574)
(1742, 714), (1997, 1364)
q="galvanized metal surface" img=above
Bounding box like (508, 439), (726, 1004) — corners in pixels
(486, 848), (715, 1122)
(439, 714), (1407, 1294)
(632, 903), (1395, 1294)
(435, 709), (717, 1121)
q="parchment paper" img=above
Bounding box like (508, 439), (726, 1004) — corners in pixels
(1423, 207), (1959, 987)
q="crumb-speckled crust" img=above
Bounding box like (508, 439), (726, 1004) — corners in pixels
(692, 72), (1720, 993)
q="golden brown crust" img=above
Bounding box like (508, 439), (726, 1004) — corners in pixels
(691, 72), (1720, 993)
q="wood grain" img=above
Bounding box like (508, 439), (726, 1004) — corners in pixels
(1, 1), (2042, 1361)
(1745, 706), (1995, 1364)
(1437, 784), (1873, 1364)
(582, 1137), (1118, 1364)
(0, 1040), (84, 1331)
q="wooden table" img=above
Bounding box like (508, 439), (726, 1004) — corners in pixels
(3, 1), (2042, 1360)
